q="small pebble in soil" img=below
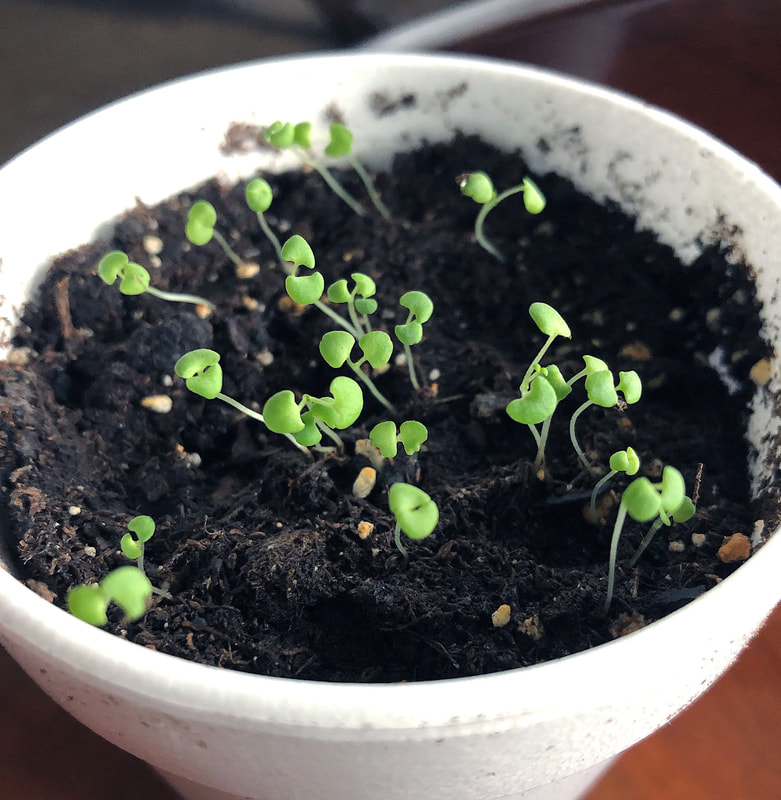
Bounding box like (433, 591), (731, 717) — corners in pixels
(67, 505), (81, 516)
(668, 540), (685, 552)
(749, 357), (771, 386)
(352, 467), (377, 499)
(357, 521), (374, 540)
(143, 235), (164, 255)
(717, 533), (751, 563)
(235, 261), (261, 279)
(491, 604), (511, 628)
(691, 532), (707, 547)
(141, 394), (173, 414)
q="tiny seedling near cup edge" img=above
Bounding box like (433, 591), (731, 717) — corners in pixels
(245, 178), (284, 266)
(395, 290), (434, 391)
(98, 250), (215, 310)
(185, 199), (258, 276)
(458, 171), (546, 262)
(388, 482), (439, 560)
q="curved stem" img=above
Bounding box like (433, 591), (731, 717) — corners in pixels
(316, 420), (344, 451)
(473, 185), (526, 263)
(569, 400), (595, 475)
(145, 286), (215, 310)
(348, 155), (392, 220)
(313, 300), (362, 338)
(255, 212), (284, 266)
(211, 230), (243, 267)
(604, 500), (628, 614)
(590, 470), (617, 523)
(628, 519), (664, 567)
(393, 522), (409, 561)
(520, 335), (555, 394)
(295, 149), (366, 216)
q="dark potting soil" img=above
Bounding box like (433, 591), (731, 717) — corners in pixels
(0, 136), (771, 682)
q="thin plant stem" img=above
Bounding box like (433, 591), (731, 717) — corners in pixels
(151, 585), (174, 600)
(590, 470), (617, 522)
(628, 519), (664, 567)
(393, 522), (409, 561)
(473, 185), (525, 262)
(255, 212), (284, 265)
(145, 286), (215, 310)
(210, 230), (243, 267)
(295, 149), (366, 216)
(569, 400), (595, 475)
(216, 392), (309, 453)
(346, 297), (367, 337)
(362, 313), (373, 332)
(604, 500), (628, 614)
(348, 361), (395, 412)
(403, 342), (420, 391)
(535, 417), (552, 471)
(519, 335), (556, 394)
(348, 155), (392, 220)
(315, 420), (344, 450)
(314, 300), (362, 338)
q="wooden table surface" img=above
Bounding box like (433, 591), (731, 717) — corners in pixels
(2, 1), (780, 798)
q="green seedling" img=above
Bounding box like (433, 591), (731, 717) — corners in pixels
(263, 375), (364, 450)
(245, 178), (284, 265)
(327, 272), (379, 336)
(388, 482), (439, 560)
(185, 200), (249, 271)
(98, 251), (215, 310)
(68, 566), (153, 626)
(174, 348), (309, 452)
(324, 122), (392, 220)
(458, 171), (546, 262)
(281, 235), (360, 336)
(395, 290), (434, 391)
(569, 367), (642, 475)
(120, 515), (156, 575)
(589, 447), (641, 522)
(265, 120), (367, 217)
(320, 330), (395, 411)
(604, 466), (695, 613)
(506, 303), (572, 469)
(370, 420), (428, 458)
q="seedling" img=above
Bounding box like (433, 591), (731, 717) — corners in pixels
(281, 235), (360, 336)
(320, 330), (395, 411)
(506, 303), (572, 469)
(263, 375), (364, 450)
(120, 514), (155, 575)
(324, 122), (392, 220)
(387, 482), (439, 559)
(98, 250), (215, 310)
(185, 200), (249, 271)
(174, 348), (309, 452)
(370, 420), (428, 458)
(264, 120), (366, 217)
(604, 466), (695, 613)
(569, 368), (642, 475)
(395, 290), (434, 391)
(67, 566), (153, 626)
(245, 178), (284, 265)
(589, 447), (641, 522)
(458, 171), (546, 262)
(327, 272), (379, 336)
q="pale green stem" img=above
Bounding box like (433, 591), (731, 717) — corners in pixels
(604, 500), (629, 614)
(348, 155), (392, 220)
(216, 392), (309, 453)
(313, 300), (362, 338)
(520, 335), (556, 394)
(628, 519), (665, 567)
(362, 313), (373, 332)
(211, 230), (243, 267)
(534, 418), (552, 471)
(348, 359), (395, 412)
(295, 148), (366, 217)
(569, 400), (595, 475)
(151, 585), (174, 600)
(473, 185), (526, 263)
(255, 212), (284, 265)
(145, 286), (215, 310)
(590, 470), (617, 522)
(404, 342), (420, 391)
(394, 522), (409, 561)
(315, 420), (344, 450)
(347, 295), (367, 337)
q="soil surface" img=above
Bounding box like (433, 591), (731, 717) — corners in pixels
(0, 136), (770, 682)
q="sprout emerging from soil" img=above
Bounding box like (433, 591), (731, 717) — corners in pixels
(388, 482), (439, 560)
(589, 447), (641, 522)
(120, 514), (156, 575)
(458, 171), (546, 262)
(245, 178), (284, 265)
(395, 290), (434, 391)
(185, 200), (255, 273)
(67, 566), (153, 627)
(264, 120), (368, 217)
(604, 466), (696, 613)
(98, 251), (215, 310)
(320, 329), (395, 411)
(506, 302), (572, 469)
(370, 420), (428, 458)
